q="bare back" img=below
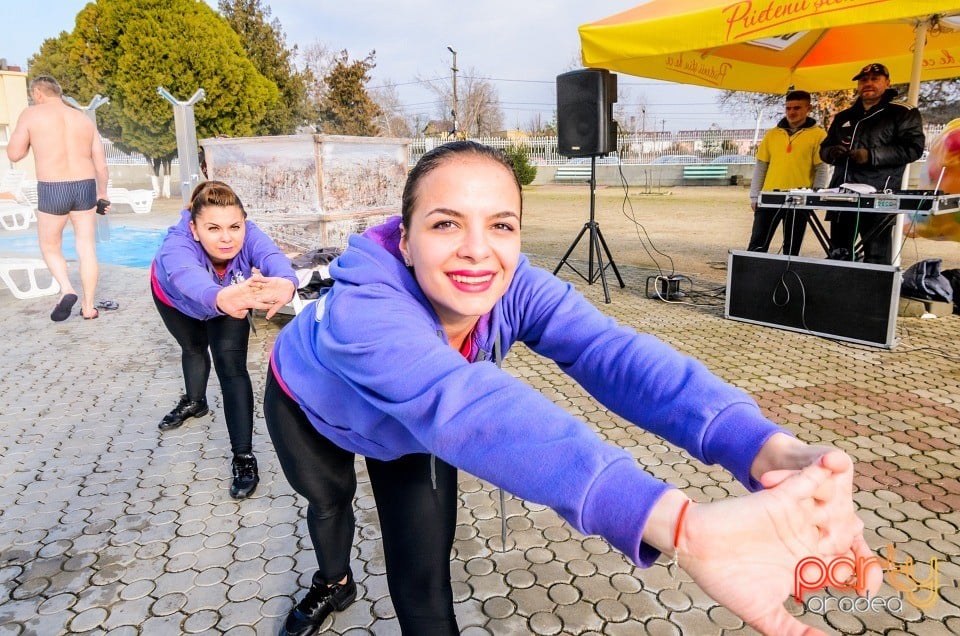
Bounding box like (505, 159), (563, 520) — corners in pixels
(18, 101), (99, 182)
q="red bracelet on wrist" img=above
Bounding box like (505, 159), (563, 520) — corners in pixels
(673, 498), (692, 550)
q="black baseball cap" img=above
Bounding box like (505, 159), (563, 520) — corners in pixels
(852, 63), (889, 80)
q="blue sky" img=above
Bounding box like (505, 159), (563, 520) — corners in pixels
(2, 1), (763, 132)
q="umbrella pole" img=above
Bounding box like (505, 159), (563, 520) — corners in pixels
(894, 17), (930, 266)
(552, 156), (625, 303)
(907, 18), (929, 109)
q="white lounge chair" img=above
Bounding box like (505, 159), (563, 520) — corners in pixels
(0, 169), (26, 197)
(126, 189), (156, 214)
(0, 258), (60, 299)
(3, 176), (38, 226)
(107, 186), (156, 214)
(0, 200), (34, 231)
(20, 181), (38, 224)
(20, 179), (38, 206)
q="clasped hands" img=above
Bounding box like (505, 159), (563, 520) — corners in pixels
(216, 270), (296, 319)
(827, 146), (870, 164)
(673, 434), (882, 636)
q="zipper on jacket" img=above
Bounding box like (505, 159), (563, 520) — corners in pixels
(842, 106), (884, 185)
(427, 324), (509, 550)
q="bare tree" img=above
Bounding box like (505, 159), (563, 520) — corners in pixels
(718, 91), (781, 127)
(717, 90), (789, 152)
(370, 81), (413, 138)
(525, 112), (556, 135)
(811, 89), (857, 130)
(420, 67), (504, 136)
(613, 87), (652, 133)
(299, 40), (336, 126)
(460, 74), (504, 136)
(917, 79), (960, 125)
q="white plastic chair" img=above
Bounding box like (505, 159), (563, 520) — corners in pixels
(0, 258), (60, 299)
(126, 189), (155, 214)
(0, 200), (34, 230)
(107, 186), (130, 208)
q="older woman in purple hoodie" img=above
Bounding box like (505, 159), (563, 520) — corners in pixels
(265, 142), (878, 636)
(152, 181), (297, 499)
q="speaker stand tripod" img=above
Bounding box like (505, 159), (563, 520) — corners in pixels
(553, 156), (624, 303)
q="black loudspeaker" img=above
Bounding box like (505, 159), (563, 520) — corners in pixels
(557, 69), (617, 157)
(725, 250), (901, 348)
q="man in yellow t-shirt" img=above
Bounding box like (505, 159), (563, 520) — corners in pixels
(747, 90), (828, 255)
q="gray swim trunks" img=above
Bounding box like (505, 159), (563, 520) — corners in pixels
(37, 179), (97, 216)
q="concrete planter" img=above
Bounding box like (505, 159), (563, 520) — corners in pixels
(201, 134), (410, 252)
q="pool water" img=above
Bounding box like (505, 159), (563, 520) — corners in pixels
(0, 224), (166, 269)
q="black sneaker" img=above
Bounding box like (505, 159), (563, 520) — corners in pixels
(158, 396), (209, 431)
(230, 453), (259, 499)
(281, 571), (357, 636)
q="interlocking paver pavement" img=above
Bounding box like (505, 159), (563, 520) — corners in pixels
(1, 199), (958, 635)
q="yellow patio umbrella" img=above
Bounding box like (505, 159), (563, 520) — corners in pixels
(579, 0), (960, 105)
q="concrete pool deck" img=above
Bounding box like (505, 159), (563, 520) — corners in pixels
(0, 192), (958, 634)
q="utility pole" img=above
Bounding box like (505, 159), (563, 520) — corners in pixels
(640, 107), (647, 158)
(447, 46), (458, 136)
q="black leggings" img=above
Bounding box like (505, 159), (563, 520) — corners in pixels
(264, 368), (459, 635)
(153, 291), (254, 455)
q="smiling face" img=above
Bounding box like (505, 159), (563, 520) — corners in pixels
(190, 204), (246, 266)
(399, 155), (522, 344)
(857, 72), (891, 108)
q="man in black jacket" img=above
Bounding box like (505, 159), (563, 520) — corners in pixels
(820, 62), (925, 264)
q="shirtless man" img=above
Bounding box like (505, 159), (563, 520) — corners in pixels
(7, 75), (110, 320)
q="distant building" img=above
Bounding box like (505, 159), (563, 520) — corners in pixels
(0, 62), (34, 178)
(494, 130), (529, 143)
(422, 119), (455, 137)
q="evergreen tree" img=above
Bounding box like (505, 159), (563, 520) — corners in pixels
(504, 145), (537, 186)
(218, 0), (312, 134)
(29, 0), (278, 164)
(316, 50), (381, 136)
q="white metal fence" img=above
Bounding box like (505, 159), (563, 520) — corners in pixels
(409, 124), (947, 165)
(102, 140), (162, 165)
(103, 124), (948, 167)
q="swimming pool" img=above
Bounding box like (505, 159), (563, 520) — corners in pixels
(0, 225), (166, 269)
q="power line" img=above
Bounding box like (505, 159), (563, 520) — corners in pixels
(370, 74), (698, 91)
(373, 73), (749, 125)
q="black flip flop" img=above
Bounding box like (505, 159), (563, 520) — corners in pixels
(51, 294), (78, 322)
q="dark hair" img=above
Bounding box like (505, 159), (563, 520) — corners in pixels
(401, 140), (522, 229)
(188, 180), (246, 222)
(29, 75), (62, 97)
(785, 90), (811, 103)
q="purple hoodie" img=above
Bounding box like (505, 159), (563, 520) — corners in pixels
(272, 216), (786, 567)
(152, 210), (298, 320)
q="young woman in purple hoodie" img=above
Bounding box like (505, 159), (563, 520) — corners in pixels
(152, 181), (297, 499)
(265, 142), (879, 636)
